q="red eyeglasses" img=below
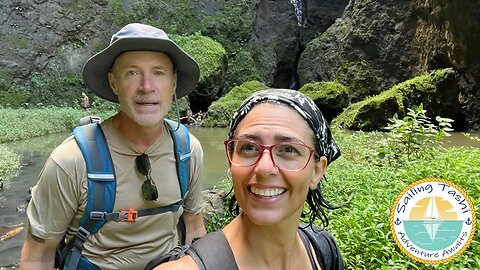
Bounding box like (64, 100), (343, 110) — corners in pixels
(224, 139), (317, 171)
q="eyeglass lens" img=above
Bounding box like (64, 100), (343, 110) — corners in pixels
(135, 153), (158, 201)
(226, 139), (314, 171)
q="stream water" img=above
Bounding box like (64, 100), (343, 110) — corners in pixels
(0, 129), (478, 267)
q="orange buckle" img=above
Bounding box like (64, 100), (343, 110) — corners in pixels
(120, 208), (138, 222)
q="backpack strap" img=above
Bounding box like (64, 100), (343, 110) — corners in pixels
(165, 119), (191, 245)
(186, 231), (239, 270)
(165, 119), (191, 199)
(65, 122), (116, 270)
(298, 228), (319, 270)
(298, 225), (344, 270)
(144, 245), (190, 270)
(67, 123), (117, 270)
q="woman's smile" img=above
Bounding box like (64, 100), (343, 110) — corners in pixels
(249, 185), (287, 198)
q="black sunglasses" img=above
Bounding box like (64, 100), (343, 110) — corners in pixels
(135, 153), (158, 201)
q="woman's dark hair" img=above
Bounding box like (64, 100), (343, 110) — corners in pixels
(304, 177), (341, 229)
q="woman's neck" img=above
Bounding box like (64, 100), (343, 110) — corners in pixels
(223, 214), (313, 270)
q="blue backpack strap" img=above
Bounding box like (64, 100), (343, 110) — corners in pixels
(65, 122), (116, 270)
(165, 119), (191, 245)
(165, 119), (191, 199)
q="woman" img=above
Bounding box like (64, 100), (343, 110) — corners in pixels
(148, 88), (343, 270)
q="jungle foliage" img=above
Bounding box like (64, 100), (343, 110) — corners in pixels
(0, 105), (478, 269)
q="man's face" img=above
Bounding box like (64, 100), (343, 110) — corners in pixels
(108, 51), (177, 128)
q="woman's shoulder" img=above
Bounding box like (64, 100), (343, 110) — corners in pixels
(146, 230), (236, 270)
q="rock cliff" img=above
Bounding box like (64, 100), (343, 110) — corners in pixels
(0, 0), (478, 130)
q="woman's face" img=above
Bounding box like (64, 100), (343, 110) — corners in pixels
(230, 103), (327, 226)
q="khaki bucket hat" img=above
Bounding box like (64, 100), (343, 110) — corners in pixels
(82, 23), (200, 102)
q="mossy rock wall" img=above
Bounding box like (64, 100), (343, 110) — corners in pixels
(202, 81), (267, 127)
(171, 34), (227, 112)
(299, 81), (349, 123)
(333, 68), (462, 131)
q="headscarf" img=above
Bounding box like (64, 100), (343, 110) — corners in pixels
(228, 88), (341, 165)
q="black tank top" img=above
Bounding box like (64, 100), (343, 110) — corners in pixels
(187, 230), (318, 270)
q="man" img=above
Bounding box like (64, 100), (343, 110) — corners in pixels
(81, 92), (90, 111)
(20, 23), (206, 270)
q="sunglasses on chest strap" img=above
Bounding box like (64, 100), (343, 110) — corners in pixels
(135, 153), (158, 201)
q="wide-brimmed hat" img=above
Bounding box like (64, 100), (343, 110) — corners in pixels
(82, 23), (200, 102)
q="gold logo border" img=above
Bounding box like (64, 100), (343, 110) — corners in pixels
(389, 178), (477, 264)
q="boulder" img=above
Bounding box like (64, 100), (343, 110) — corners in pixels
(333, 68), (463, 131)
(172, 34), (228, 112)
(202, 188), (227, 224)
(202, 81), (267, 127)
(299, 81), (349, 123)
(299, 0), (480, 130)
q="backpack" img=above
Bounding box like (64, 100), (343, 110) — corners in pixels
(56, 116), (192, 270)
(144, 224), (344, 270)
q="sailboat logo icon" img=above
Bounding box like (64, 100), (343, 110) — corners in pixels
(422, 196), (442, 242)
(390, 178), (476, 265)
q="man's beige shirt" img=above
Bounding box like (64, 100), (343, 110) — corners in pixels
(27, 118), (204, 269)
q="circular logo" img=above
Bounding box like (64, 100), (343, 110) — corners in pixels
(390, 178), (476, 264)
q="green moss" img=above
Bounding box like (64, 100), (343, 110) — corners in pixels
(109, 0), (200, 35)
(0, 68), (13, 92)
(299, 81), (349, 101)
(200, 0), (254, 53)
(0, 86), (30, 108)
(336, 19), (352, 40)
(171, 33), (226, 82)
(29, 67), (86, 107)
(202, 81), (268, 127)
(225, 48), (264, 90)
(333, 68), (455, 130)
(0, 33), (29, 49)
(166, 97), (190, 120)
(65, 0), (96, 20)
(0, 68), (30, 108)
(333, 60), (379, 101)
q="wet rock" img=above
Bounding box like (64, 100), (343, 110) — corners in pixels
(16, 204), (27, 213)
(202, 188), (227, 222)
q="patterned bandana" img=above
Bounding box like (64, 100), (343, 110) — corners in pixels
(228, 88), (341, 165)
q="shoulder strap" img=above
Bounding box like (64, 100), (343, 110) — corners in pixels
(64, 122), (116, 270)
(187, 231), (239, 270)
(165, 119), (191, 199)
(298, 229), (319, 270)
(298, 225), (344, 270)
(165, 119), (191, 246)
(144, 245), (190, 270)
(74, 123), (116, 231)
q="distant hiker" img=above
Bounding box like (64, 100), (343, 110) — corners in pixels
(19, 23), (206, 270)
(148, 89), (344, 270)
(81, 92), (90, 110)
